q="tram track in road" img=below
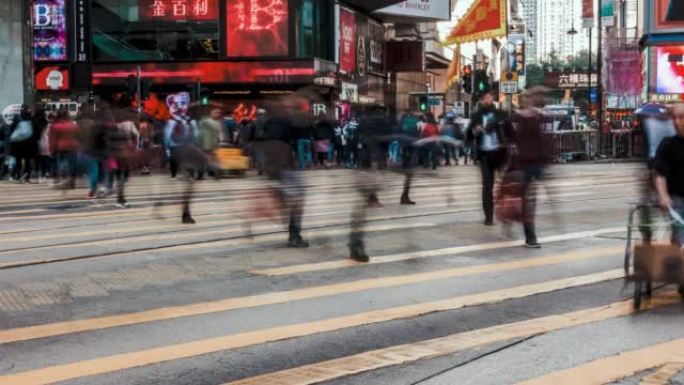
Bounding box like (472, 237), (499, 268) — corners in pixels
(0, 191), (636, 271)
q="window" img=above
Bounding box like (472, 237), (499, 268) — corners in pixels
(296, 0), (330, 59)
(91, 0), (219, 62)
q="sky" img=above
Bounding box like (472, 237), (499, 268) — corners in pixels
(438, 0), (477, 60)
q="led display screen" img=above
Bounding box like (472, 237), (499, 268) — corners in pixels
(656, 45), (684, 93)
(654, 0), (684, 32)
(225, 0), (289, 57)
(32, 0), (68, 61)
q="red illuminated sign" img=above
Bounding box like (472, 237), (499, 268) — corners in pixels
(339, 8), (356, 74)
(92, 61), (315, 85)
(139, 0), (218, 21)
(225, 0), (289, 57)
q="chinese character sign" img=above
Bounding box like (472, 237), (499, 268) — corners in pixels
(139, 0), (218, 21)
(225, 0), (289, 57)
(32, 0), (68, 61)
(339, 8), (356, 74)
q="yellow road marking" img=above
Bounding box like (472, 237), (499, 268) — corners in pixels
(0, 269), (624, 385)
(640, 363), (684, 385)
(252, 228), (625, 276)
(515, 339), (684, 385)
(0, 247), (619, 344)
(225, 293), (681, 385)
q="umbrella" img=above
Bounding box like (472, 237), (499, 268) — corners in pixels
(634, 103), (668, 117)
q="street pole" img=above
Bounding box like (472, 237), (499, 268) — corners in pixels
(588, 27), (592, 118)
(136, 66), (142, 114)
(597, 8), (604, 133)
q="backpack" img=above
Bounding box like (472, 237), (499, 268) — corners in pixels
(10, 120), (33, 142)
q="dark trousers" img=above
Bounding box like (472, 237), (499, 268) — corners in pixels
(479, 150), (504, 222)
(522, 165), (543, 243)
(169, 148), (180, 178)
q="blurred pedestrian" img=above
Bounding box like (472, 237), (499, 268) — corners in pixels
(343, 116), (359, 168)
(441, 112), (460, 166)
(10, 105), (37, 183)
(313, 113), (334, 169)
(260, 101), (309, 248)
(467, 92), (510, 226)
(106, 108), (139, 208)
(49, 109), (79, 189)
(506, 86), (553, 248)
(421, 113), (440, 170)
(655, 104), (684, 246)
(164, 92), (197, 179)
(197, 109), (223, 178)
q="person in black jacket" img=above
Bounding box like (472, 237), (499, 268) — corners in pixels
(259, 101), (310, 248)
(466, 92), (512, 226)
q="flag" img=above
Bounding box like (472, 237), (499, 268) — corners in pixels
(445, 0), (507, 45)
(446, 44), (461, 88)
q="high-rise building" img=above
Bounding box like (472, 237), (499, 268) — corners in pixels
(532, 0), (593, 64)
(520, 0), (538, 64)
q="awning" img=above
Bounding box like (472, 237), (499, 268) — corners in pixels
(340, 0), (405, 13)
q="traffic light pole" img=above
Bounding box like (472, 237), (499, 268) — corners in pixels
(136, 66), (142, 114)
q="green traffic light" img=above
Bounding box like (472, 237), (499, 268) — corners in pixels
(478, 82), (486, 92)
(420, 103), (428, 112)
(200, 96), (210, 106)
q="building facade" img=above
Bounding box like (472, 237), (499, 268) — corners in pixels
(0, 0), (25, 112)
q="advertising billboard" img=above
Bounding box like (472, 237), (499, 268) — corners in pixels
(35, 66), (70, 91)
(32, 0), (68, 61)
(656, 46), (684, 93)
(651, 0), (684, 34)
(139, 0), (219, 21)
(225, 0), (289, 57)
(374, 0), (451, 22)
(339, 7), (356, 74)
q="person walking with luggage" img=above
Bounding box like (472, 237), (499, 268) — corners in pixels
(466, 92), (511, 226)
(507, 86), (553, 248)
(655, 104), (684, 246)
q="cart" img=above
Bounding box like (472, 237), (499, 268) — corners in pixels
(625, 204), (684, 310)
(214, 147), (250, 177)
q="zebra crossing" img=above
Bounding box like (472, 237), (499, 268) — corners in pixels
(1, 163), (683, 385)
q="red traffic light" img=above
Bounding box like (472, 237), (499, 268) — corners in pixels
(463, 65), (473, 76)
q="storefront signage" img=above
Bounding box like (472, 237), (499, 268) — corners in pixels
(650, 0), (684, 34)
(314, 77), (338, 87)
(139, 0), (219, 21)
(582, 0), (594, 27)
(226, 0), (288, 57)
(544, 72), (598, 89)
(649, 93), (684, 103)
(600, 0), (614, 27)
(656, 46), (684, 93)
(339, 8), (356, 74)
(35, 66), (70, 91)
(340, 82), (358, 103)
(375, 0), (451, 22)
(92, 61), (315, 85)
(357, 36), (367, 77)
(368, 21), (385, 75)
(32, 0), (68, 61)
(73, 0), (91, 62)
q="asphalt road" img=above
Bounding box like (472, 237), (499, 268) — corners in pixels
(1, 162), (683, 385)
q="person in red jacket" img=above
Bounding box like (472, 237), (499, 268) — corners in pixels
(421, 113), (440, 169)
(49, 110), (80, 189)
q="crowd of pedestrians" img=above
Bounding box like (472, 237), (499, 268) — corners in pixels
(0, 89), (565, 259)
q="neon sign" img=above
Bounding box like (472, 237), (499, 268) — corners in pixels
(226, 0), (289, 57)
(139, 0), (218, 21)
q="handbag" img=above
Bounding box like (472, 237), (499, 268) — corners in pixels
(10, 121), (33, 142)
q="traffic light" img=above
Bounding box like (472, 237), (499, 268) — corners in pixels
(200, 87), (212, 106)
(474, 70), (490, 95)
(462, 65), (472, 94)
(419, 96), (428, 112)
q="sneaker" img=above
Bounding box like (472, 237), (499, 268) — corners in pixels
(400, 195), (416, 205)
(524, 241), (542, 249)
(182, 214), (196, 224)
(115, 202), (130, 209)
(287, 238), (310, 248)
(484, 219), (494, 226)
(85, 191), (96, 200)
(349, 243), (370, 263)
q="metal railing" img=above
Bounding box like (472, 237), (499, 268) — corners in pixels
(544, 130), (644, 162)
